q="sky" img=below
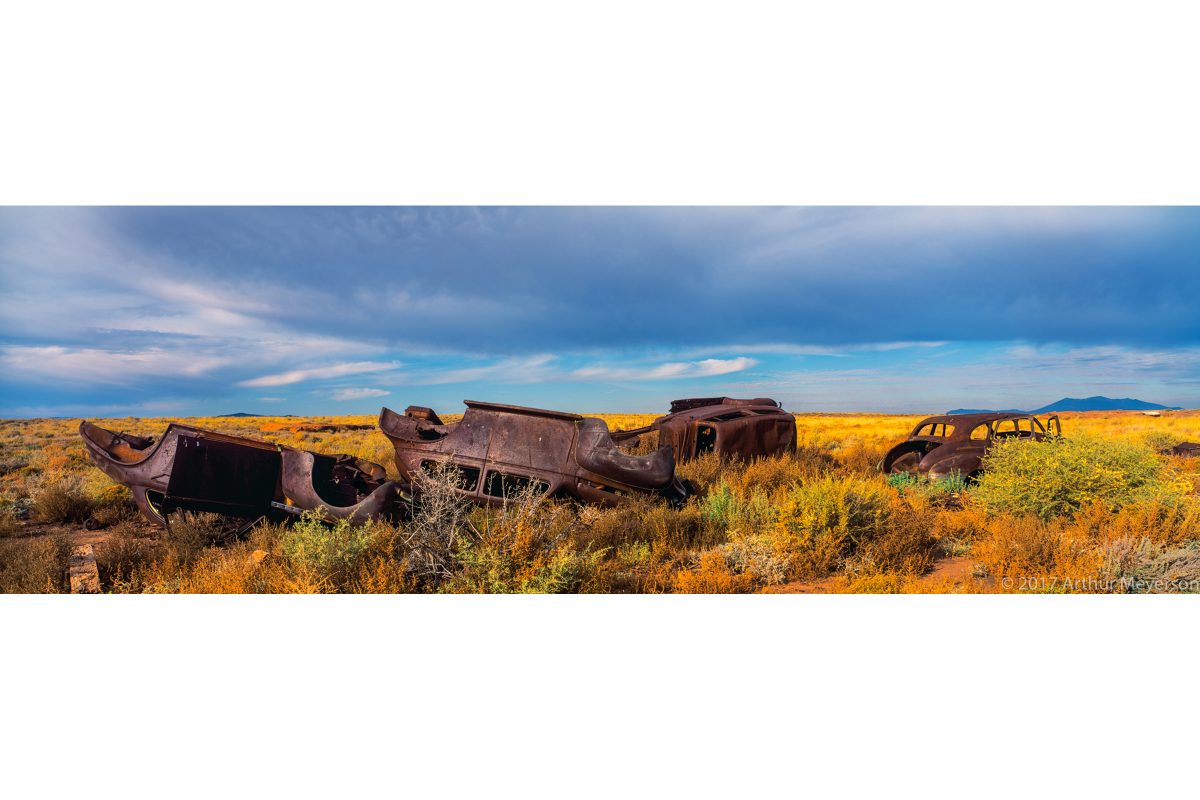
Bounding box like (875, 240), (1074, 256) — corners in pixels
(0, 206), (1197, 418)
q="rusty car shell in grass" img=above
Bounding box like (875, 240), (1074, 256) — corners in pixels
(611, 397), (797, 464)
(378, 400), (689, 506)
(880, 412), (1063, 481)
(79, 421), (409, 528)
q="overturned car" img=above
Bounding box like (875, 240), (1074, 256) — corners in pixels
(880, 412), (1063, 481)
(611, 397), (797, 464)
(378, 400), (690, 506)
(79, 421), (411, 528)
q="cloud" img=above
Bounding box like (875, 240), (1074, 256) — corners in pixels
(329, 387), (391, 400)
(0, 345), (229, 383)
(399, 355), (757, 386)
(2, 207), (1197, 415)
(238, 361), (400, 387)
(408, 355), (557, 385)
(571, 357), (756, 381)
(677, 341), (948, 358)
(0, 399), (188, 418)
(731, 343), (1200, 413)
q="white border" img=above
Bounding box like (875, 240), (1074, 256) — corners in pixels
(3, 1), (1199, 796)
(4, 596), (1199, 798)
(1, 1), (1197, 204)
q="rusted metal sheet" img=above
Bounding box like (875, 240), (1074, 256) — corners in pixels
(279, 449), (411, 523)
(378, 401), (689, 506)
(612, 397), (797, 464)
(880, 412), (1063, 481)
(79, 421), (409, 527)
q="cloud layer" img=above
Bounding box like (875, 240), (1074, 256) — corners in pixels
(1, 207), (1197, 416)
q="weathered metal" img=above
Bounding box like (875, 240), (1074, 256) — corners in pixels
(880, 412), (1063, 481)
(611, 397), (797, 464)
(378, 401), (690, 506)
(79, 421), (409, 527)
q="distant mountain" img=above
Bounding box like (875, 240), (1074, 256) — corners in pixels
(1031, 396), (1182, 413)
(947, 396), (1182, 415)
(217, 412), (263, 417)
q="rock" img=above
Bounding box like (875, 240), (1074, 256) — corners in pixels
(69, 545), (101, 594)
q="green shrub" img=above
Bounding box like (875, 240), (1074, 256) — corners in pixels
(281, 511), (391, 584)
(887, 472), (966, 505)
(886, 472), (920, 491)
(446, 493), (600, 593)
(701, 481), (775, 528)
(771, 475), (891, 577)
(1142, 431), (1181, 454)
(971, 435), (1188, 520)
(702, 481), (738, 522)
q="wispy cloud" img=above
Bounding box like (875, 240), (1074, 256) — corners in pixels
(678, 341), (948, 358)
(402, 355), (758, 385)
(408, 355), (557, 385)
(0, 345), (229, 383)
(329, 387), (391, 401)
(238, 361), (401, 387)
(571, 357), (756, 381)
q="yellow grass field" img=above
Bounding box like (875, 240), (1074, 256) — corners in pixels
(2, 409), (1198, 593)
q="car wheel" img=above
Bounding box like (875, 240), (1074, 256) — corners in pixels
(889, 451), (922, 474)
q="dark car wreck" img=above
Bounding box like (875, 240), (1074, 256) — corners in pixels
(79, 421), (410, 528)
(378, 401), (690, 506)
(880, 412), (1063, 481)
(611, 397), (797, 464)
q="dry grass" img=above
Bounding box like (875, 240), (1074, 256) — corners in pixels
(0, 535), (70, 593)
(31, 477), (94, 524)
(0, 409), (1197, 593)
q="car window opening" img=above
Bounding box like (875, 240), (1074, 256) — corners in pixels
(484, 471), (550, 498)
(420, 460), (481, 491)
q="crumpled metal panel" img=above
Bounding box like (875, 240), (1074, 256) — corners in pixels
(378, 400), (689, 506)
(79, 421), (408, 527)
(612, 397), (797, 464)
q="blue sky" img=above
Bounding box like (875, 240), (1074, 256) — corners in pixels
(0, 206), (1197, 417)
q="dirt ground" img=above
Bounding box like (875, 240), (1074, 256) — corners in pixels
(8, 515), (158, 553)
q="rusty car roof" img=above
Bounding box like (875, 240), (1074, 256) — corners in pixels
(657, 397), (788, 422)
(463, 400), (583, 421)
(915, 412), (1036, 427)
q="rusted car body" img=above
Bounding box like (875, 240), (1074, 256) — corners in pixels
(79, 421), (409, 528)
(378, 401), (689, 506)
(880, 412), (1063, 480)
(611, 397), (797, 464)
